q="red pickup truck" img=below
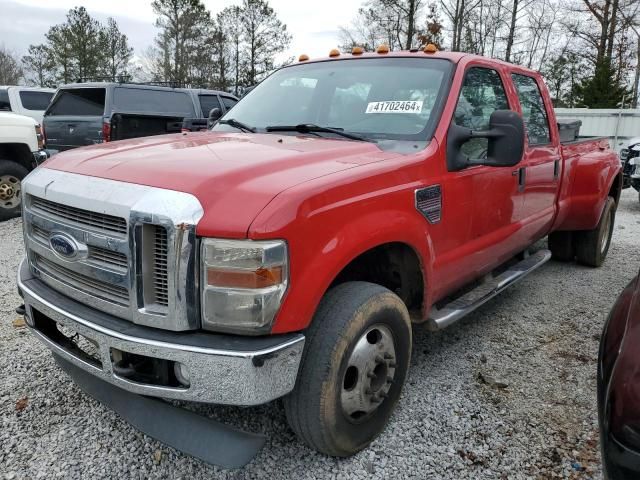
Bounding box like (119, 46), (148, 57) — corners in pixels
(17, 47), (621, 466)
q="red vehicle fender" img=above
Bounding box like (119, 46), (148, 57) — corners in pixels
(553, 140), (621, 232)
(248, 160), (436, 334)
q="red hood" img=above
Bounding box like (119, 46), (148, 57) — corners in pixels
(43, 132), (398, 237)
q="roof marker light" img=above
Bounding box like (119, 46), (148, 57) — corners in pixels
(376, 44), (390, 54)
(352, 46), (364, 55)
(329, 48), (340, 57)
(423, 43), (438, 54)
(298, 54), (309, 61)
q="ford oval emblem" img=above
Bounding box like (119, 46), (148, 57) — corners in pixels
(49, 233), (81, 260)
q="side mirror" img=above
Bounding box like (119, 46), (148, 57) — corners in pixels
(207, 107), (222, 129)
(208, 107), (222, 121)
(447, 109), (525, 171)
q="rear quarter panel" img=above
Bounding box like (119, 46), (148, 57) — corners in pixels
(552, 139), (621, 231)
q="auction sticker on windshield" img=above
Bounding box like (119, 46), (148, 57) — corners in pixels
(365, 101), (423, 114)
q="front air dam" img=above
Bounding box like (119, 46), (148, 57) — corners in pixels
(54, 355), (266, 468)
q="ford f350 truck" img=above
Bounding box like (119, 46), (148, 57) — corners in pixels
(16, 46), (621, 467)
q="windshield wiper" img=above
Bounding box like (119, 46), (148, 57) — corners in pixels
(265, 124), (375, 142)
(218, 118), (255, 133)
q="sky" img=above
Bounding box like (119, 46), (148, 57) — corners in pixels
(0, 0), (360, 61)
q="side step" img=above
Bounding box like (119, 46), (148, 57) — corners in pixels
(428, 249), (552, 330)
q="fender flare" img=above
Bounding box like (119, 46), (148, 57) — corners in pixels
(270, 208), (435, 334)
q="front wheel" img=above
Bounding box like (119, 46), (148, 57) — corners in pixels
(575, 197), (616, 267)
(284, 281), (412, 456)
(0, 160), (29, 221)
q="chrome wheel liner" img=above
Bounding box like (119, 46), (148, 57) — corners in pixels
(0, 175), (21, 210)
(340, 324), (397, 423)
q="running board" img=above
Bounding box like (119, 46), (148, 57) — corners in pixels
(428, 249), (552, 330)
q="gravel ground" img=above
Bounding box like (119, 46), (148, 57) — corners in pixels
(2, 188), (639, 480)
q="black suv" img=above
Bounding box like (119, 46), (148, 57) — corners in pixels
(43, 83), (238, 152)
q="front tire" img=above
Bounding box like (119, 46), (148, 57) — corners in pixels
(284, 281), (412, 456)
(575, 197), (616, 267)
(0, 160), (29, 221)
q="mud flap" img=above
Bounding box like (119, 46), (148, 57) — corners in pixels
(54, 355), (266, 468)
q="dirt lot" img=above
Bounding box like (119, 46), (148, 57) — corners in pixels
(1, 188), (639, 479)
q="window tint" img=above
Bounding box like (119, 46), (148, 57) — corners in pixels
(454, 67), (509, 159)
(113, 88), (195, 116)
(0, 89), (11, 111)
(511, 74), (551, 145)
(47, 88), (106, 116)
(220, 96), (237, 111)
(199, 95), (222, 116)
(19, 91), (53, 111)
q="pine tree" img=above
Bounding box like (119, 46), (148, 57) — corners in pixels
(575, 60), (631, 108)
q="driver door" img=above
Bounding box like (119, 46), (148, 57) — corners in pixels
(437, 64), (525, 291)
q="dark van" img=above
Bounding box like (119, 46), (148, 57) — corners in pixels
(43, 83), (238, 151)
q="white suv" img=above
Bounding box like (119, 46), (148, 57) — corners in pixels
(0, 86), (55, 124)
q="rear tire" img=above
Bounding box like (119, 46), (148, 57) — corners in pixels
(0, 160), (28, 221)
(284, 281), (412, 456)
(548, 231), (574, 261)
(575, 197), (616, 267)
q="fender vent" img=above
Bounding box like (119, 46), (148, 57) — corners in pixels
(415, 185), (442, 224)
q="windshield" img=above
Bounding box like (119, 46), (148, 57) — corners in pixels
(213, 57), (452, 147)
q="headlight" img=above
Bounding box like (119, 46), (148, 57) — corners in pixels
(200, 239), (288, 334)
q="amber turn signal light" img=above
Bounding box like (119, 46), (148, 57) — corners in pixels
(207, 266), (284, 289)
(423, 43), (438, 54)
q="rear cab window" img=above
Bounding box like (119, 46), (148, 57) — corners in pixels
(19, 91), (54, 111)
(511, 74), (551, 146)
(113, 88), (195, 116)
(0, 89), (11, 111)
(47, 88), (106, 116)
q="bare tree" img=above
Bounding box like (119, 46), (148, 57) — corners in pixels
(0, 45), (23, 85)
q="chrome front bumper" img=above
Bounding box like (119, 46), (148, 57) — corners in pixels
(18, 259), (305, 406)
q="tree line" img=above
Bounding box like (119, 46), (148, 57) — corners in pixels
(7, 0), (640, 108)
(9, 0), (290, 96)
(340, 0), (640, 108)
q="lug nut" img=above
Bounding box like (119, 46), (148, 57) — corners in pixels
(367, 372), (376, 379)
(384, 353), (394, 360)
(386, 376), (393, 384)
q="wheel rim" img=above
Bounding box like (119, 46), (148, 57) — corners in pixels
(340, 324), (397, 423)
(0, 175), (21, 210)
(600, 208), (612, 254)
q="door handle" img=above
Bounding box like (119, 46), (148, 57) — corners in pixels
(553, 159), (561, 180)
(513, 167), (526, 191)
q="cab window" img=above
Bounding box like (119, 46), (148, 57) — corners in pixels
(511, 74), (551, 145)
(453, 67), (509, 159)
(200, 95), (222, 116)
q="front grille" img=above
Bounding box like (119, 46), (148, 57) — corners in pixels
(34, 253), (130, 306)
(30, 196), (127, 236)
(31, 224), (128, 271)
(151, 225), (169, 307)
